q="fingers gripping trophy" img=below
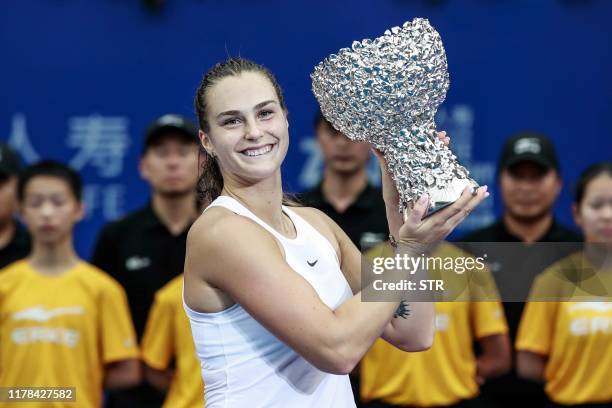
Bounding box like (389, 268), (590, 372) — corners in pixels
(311, 18), (478, 217)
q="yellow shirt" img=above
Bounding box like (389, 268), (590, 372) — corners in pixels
(141, 275), (204, 408)
(361, 242), (508, 406)
(0, 260), (139, 408)
(516, 252), (612, 405)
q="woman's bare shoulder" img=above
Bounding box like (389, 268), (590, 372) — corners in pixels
(184, 207), (287, 312)
(188, 206), (268, 249)
(188, 206), (233, 240)
(186, 206), (284, 279)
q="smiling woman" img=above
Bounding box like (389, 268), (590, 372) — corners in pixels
(182, 57), (488, 408)
(193, 60), (289, 207)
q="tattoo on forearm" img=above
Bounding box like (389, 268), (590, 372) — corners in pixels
(394, 301), (410, 319)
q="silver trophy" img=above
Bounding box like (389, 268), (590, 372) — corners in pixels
(311, 18), (478, 216)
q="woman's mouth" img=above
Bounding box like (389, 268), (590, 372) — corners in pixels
(241, 144), (275, 157)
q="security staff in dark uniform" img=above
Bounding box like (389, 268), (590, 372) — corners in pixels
(0, 143), (30, 269)
(91, 114), (200, 408)
(458, 132), (581, 407)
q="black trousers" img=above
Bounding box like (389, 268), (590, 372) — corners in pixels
(364, 398), (612, 408)
(545, 402), (612, 408)
(363, 395), (489, 408)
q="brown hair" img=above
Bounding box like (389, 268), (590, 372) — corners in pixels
(194, 58), (296, 206)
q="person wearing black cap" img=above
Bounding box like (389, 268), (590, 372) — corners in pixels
(462, 131), (580, 244)
(91, 114), (200, 408)
(458, 132), (581, 407)
(459, 132), (581, 242)
(0, 143), (30, 269)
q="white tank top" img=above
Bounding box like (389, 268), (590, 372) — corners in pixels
(184, 196), (356, 408)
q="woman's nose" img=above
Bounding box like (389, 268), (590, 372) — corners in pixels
(244, 118), (264, 140)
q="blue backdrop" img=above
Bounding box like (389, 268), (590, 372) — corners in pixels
(2, 0), (611, 257)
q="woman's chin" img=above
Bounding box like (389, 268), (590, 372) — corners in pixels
(234, 162), (281, 183)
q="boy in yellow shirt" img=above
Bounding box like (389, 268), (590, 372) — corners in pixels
(141, 274), (204, 408)
(0, 161), (140, 407)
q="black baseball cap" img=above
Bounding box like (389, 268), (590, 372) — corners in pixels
(0, 143), (22, 178)
(498, 132), (560, 172)
(142, 114), (199, 154)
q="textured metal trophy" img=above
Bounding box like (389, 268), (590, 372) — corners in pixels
(311, 18), (478, 215)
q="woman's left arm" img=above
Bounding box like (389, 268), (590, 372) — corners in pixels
(329, 221), (435, 352)
(317, 131), (452, 351)
(357, 131), (449, 350)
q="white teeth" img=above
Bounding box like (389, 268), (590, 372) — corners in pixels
(243, 144), (273, 157)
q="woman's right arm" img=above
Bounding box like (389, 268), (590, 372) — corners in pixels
(185, 212), (407, 375)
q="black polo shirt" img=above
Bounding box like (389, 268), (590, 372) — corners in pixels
(457, 219), (582, 407)
(460, 218), (582, 243)
(0, 222), (31, 269)
(298, 183), (388, 251)
(91, 203), (193, 339)
(91, 204), (194, 408)
(458, 218), (582, 334)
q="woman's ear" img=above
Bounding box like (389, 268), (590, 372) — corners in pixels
(199, 130), (215, 156)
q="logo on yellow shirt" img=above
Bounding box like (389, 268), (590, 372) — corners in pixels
(568, 302), (612, 336)
(12, 306), (84, 322)
(10, 306), (84, 348)
(569, 302), (612, 312)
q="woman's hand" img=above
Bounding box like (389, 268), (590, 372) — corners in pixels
(399, 185), (488, 250)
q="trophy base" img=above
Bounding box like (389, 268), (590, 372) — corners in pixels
(405, 177), (479, 219)
(427, 177), (479, 217)
(424, 200), (455, 217)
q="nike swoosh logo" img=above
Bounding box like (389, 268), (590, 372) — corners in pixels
(307, 260), (318, 267)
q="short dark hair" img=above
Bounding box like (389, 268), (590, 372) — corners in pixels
(18, 160), (83, 202)
(314, 109), (343, 136)
(314, 109), (326, 130)
(574, 161), (612, 206)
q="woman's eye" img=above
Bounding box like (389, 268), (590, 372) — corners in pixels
(258, 110), (273, 119)
(223, 118), (241, 126)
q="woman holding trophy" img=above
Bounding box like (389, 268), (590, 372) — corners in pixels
(183, 19), (487, 408)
